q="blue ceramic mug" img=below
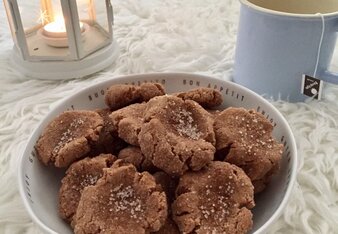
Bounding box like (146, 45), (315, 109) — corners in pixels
(234, 0), (338, 102)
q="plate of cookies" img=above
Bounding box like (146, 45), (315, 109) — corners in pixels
(18, 73), (297, 234)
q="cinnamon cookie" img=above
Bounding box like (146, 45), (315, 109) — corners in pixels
(138, 82), (166, 101)
(105, 83), (165, 111)
(153, 172), (180, 234)
(175, 88), (223, 108)
(118, 146), (156, 172)
(110, 103), (146, 146)
(89, 108), (127, 156)
(155, 218), (180, 234)
(59, 154), (116, 223)
(74, 160), (168, 234)
(36, 110), (103, 167)
(207, 109), (221, 118)
(214, 107), (283, 193)
(172, 161), (255, 234)
(138, 95), (216, 176)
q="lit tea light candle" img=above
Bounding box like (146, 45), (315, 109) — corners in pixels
(41, 16), (86, 48)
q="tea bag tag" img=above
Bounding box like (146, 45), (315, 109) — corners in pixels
(301, 74), (323, 100)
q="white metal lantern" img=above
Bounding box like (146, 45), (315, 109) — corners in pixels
(3, 0), (119, 79)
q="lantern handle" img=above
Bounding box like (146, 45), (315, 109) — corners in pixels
(7, 1), (19, 31)
(107, 0), (114, 25)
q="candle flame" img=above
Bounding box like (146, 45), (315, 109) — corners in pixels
(43, 15), (84, 34)
(38, 10), (48, 25)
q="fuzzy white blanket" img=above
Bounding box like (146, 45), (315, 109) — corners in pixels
(1, 0), (338, 233)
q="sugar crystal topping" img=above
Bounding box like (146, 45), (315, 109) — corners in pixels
(233, 114), (276, 155)
(108, 184), (143, 221)
(80, 174), (100, 188)
(52, 118), (84, 155)
(172, 107), (202, 140)
(199, 181), (235, 225)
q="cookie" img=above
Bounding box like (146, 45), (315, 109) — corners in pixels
(59, 154), (116, 223)
(154, 217), (180, 234)
(214, 107), (283, 193)
(74, 160), (168, 234)
(138, 95), (216, 176)
(110, 103), (146, 146)
(153, 172), (180, 234)
(105, 83), (165, 111)
(36, 110), (103, 168)
(138, 82), (166, 101)
(207, 109), (221, 117)
(172, 161), (255, 234)
(175, 88), (223, 108)
(89, 108), (127, 156)
(118, 146), (156, 172)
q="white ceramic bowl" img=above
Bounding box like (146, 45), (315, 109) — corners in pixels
(18, 73), (297, 234)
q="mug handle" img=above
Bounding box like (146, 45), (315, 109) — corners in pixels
(323, 70), (338, 84)
(323, 35), (338, 84)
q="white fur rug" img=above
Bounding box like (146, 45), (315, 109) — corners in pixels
(1, 0), (338, 233)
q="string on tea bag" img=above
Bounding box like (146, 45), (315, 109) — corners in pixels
(313, 13), (325, 77)
(301, 13), (325, 100)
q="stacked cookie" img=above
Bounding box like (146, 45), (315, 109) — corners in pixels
(36, 83), (283, 234)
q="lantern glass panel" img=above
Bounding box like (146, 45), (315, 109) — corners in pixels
(17, 0), (71, 59)
(93, 0), (110, 33)
(76, 0), (111, 56)
(17, 1), (41, 32)
(4, 0), (19, 48)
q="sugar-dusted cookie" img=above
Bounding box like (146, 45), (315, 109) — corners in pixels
(74, 160), (168, 234)
(172, 161), (254, 234)
(36, 110), (103, 168)
(138, 95), (216, 176)
(214, 107), (283, 193)
(59, 154), (116, 223)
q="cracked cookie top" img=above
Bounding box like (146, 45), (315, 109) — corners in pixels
(214, 107), (283, 193)
(36, 110), (103, 168)
(138, 95), (216, 176)
(74, 160), (168, 234)
(59, 154), (116, 224)
(172, 161), (254, 234)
